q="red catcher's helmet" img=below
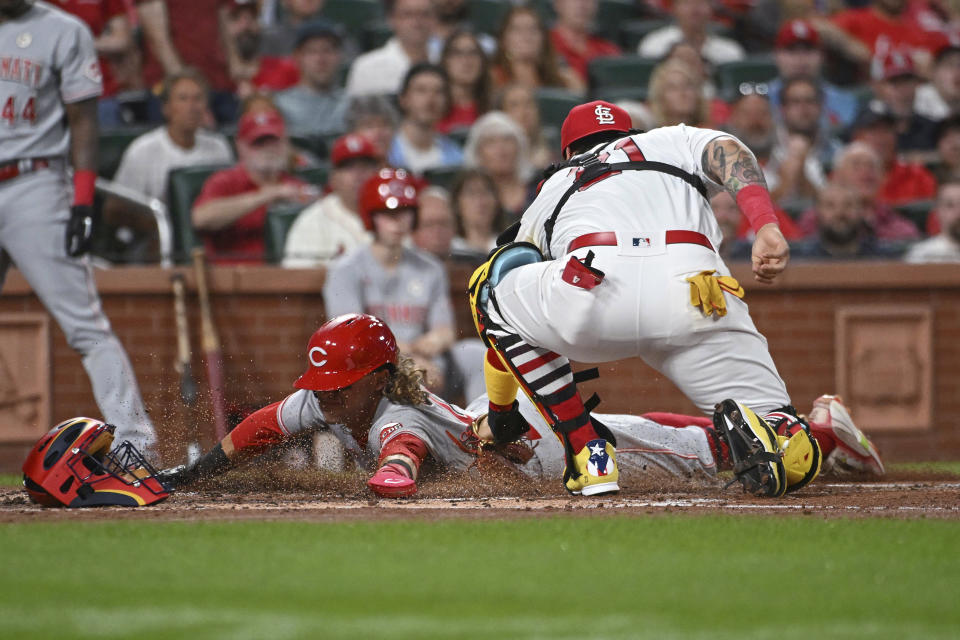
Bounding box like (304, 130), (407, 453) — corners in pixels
(559, 100), (631, 155)
(294, 314), (399, 391)
(22, 418), (171, 508)
(358, 167), (418, 230)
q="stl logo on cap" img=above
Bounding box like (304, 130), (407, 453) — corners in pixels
(594, 104), (615, 125)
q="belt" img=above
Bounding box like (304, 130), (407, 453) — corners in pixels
(568, 230), (714, 253)
(0, 158), (52, 184)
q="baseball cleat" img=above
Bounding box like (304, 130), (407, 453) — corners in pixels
(808, 395), (884, 476)
(367, 464), (417, 498)
(564, 439), (620, 496)
(713, 399), (787, 497)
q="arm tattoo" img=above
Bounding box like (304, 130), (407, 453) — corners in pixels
(701, 138), (768, 195)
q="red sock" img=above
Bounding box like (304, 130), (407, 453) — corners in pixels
(550, 393), (599, 451)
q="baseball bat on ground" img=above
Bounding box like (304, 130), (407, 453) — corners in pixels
(171, 273), (198, 406)
(192, 247), (229, 441)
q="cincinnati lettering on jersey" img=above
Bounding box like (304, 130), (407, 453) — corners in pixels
(366, 304), (428, 326)
(0, 57), (43, 87)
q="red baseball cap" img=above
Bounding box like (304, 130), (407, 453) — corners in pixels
(559, 100), (631, 154)
(775, 19), (819, 49)
(330, 133), (381, 167)
(237, 109), (286, 144)
(872, 48), (918, 81)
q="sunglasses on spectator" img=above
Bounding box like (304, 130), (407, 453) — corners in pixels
(737, 82), (770, 97)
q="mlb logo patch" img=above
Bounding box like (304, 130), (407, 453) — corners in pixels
(632, 237), (651, 248)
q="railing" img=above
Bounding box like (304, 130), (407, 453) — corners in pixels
(94, 178), (174, 268)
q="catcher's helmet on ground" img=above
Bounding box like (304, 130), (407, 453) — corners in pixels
(294, 314), (400, 391)
(22, 418), (171, 508)
(358, 167), (418, 230)
(560, 100), (632, 155)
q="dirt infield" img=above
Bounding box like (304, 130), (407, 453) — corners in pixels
(3, 468), (958, 523)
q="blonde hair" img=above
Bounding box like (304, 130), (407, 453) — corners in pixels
(383, 355), (429, 405)
(463, 110), (534, 182)
(648, 59), (709, 127)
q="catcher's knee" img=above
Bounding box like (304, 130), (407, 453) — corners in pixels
(467, 242), (543, 344)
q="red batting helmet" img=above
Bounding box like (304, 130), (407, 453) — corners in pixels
(22, 418), (171, 508)
(294, 314), (400, 391)
(559, 100), (632, 155)
(358, 167), (419, 230)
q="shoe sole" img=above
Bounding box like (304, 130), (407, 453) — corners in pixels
(715, 401), (786, 497)
(580, 482), (620, 496)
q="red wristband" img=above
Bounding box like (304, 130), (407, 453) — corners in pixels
(735, 184), (779, 232)
(72, 169), (96, 207)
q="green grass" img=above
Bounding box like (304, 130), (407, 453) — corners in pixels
(1, 516), (958, 639)
(0, 473), (19, 487)
(891, 461), (960, 475)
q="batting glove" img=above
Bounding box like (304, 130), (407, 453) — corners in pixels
(65, 204), (98, 257)
(368, 462), (417, 498)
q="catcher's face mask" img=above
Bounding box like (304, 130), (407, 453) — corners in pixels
(22, 418), (171, 508)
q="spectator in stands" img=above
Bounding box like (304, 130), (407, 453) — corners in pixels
(869, 48), (939, 159)
(324, 169), (487, 396)
(345, 0), (433, 97)
(463, 111), (532, 220)
(437, 30), (491, 133)
(387, 63), (464, 175)
(850, 104), (937, 206)
(915, 44), (960, 121)
(412, 186), (456, 260)
(137, 0), (240, 123)
(661, 41), (730, 125)
(638, 0), (745, 66)
(905, 180), (960, 262)
(767, 19), (859, 133)
(490, 6), (583, 92)
(496, 83), (556, 171)
(799, 142), (920, 240)
(274, 20), (348, 138)
(793, 182), (905, 260)
(261, 0), (325, 56)
(934, 116), (960, 184)
(192, 109), (318, 263)
(428, 0), (496, 60)
(709, 192), (752, 261)
(449, 168), (504, 261)
(223, 0), (299, 99)
(549, 0), (621, 84)
(646, 59), (710, 128)
(345, 95), (401, 157)
(723, 86), (775, 166)
(283, 134), (381, 267)
(767, 76), (842, 212)
(831, 0), (947, 65)
(59, 0), (134, 126)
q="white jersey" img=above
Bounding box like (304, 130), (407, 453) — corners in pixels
(516, 125), (729, 259)
(0, 2), (102, 163)
(274, 388), (716, 481)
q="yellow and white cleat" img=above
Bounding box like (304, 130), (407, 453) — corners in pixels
(713, 399), (787, 497)
(564, 439), (620, 496)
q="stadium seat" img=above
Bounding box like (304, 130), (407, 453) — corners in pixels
(468, 0), (511, 35)
(595, 85), (649, 105)
(293, 165), (331, 188)
(322, 0), (383, 37)
(536, 88), (582, 130)
(424, 166), (463, 190)
(363, 21), (393, 52)
(618, 19), (670, 51)
(265, 204), (306, 264)
(588, 55), (658, 97)
(894, 200), (935, 231)
(595, 0), (640, 40)
(290, 135), (327, 158)
(98, 127), (151, 178)
(714, 56), (779, 102)
(447, 127), (470, 148)
(166, 164), (229, 263)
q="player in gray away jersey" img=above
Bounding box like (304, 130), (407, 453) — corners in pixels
(0, 0), (156, 451)
(161, 314), (722, 496)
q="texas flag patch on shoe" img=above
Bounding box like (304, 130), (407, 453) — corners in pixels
(586, 439), (614, 476)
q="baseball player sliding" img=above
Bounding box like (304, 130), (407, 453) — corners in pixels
(0, 0), (155, 450)
(468, 100), (835, 497)
(161, 314), (883, 498)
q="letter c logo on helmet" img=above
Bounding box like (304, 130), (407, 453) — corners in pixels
(309, 346), (328, 367)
